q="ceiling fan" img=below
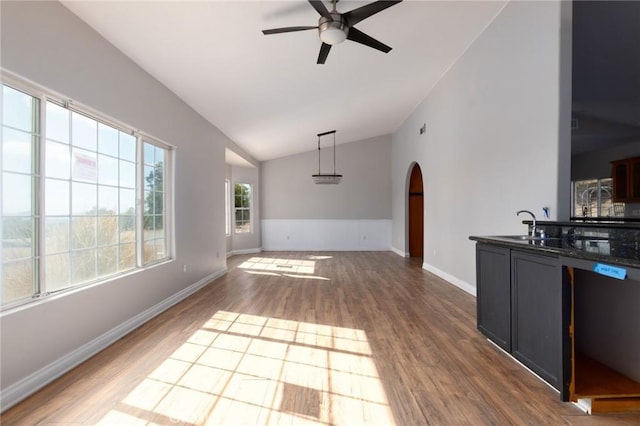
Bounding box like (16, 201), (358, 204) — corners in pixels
(262, 0), (402, 64)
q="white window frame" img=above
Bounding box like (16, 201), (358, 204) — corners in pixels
(234, 182), (252, 234)
(140, 137), (173, 266)
(225, 179), (230, 236)
(0, 81), (41, 305)
(1, 72), (175, 311)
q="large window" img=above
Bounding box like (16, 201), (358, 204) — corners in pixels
(0, 79), (173, 309)
(44, 102), (138, 290)
(1, 85), (39, 304)
(572, 178), (625, 218)
(234, 183), (251, 234)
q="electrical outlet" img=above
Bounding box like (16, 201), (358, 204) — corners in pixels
(183, 265), (187, 273)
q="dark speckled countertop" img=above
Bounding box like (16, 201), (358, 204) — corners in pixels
(469, 221), (640, 269)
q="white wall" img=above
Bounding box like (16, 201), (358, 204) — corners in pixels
(1, 1), (229, 408)
(392, 0), (572, 294)
(261, 135), (392, 250)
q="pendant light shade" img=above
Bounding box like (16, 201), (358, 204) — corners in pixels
(312, 130), (342, 184)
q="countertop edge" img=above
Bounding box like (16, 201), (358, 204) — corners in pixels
(469, 235), (640, 270)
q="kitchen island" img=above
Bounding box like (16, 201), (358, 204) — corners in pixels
(470, 221), (640, 414)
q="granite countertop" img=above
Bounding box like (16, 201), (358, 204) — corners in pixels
(521, 220), (640, 229)
(469, 233), (640, 269)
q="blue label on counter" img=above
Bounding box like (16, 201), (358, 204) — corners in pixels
(593, 263), (627, 280)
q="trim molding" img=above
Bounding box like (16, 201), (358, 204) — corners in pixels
(227, 248), (262, 257)
(422, 262), (476, 296)
(391, 246), (409, 257)
(0, 267), (227, 412)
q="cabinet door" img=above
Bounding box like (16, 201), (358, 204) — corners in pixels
(476, 244), (511, 351)
(511, 251), (562, 390)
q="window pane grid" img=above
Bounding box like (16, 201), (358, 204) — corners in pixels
(142, 141), (168, 264)
(2, 82), (172, 309)
(225, 180), (230, 235)
(234, 183), (251, 234)
(41, 102), (140, 294)
(1, 84), (40, 306)
(573, 178), (623, 218)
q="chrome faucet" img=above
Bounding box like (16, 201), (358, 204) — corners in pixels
(516, 210), (537, 237)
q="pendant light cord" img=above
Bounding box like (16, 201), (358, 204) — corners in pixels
(333, 131), (336, 174)
(317, 135), (321, 174)
(316, 130), (337, 175)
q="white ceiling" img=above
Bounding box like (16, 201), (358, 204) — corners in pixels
(62, 0), (507, 162)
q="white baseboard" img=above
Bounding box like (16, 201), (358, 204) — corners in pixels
(391, 246), (409, 257)
(0, 267), (227, 412)
(422, 262), (476, 296)
(486, 338), (560, 395)
(227, 248), (262, 257)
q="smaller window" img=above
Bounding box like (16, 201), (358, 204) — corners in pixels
(572, 178), (624, 218)
(225, 180), (230, 236)
(142, 141), (169, 264)
(234, 183), (251, 234)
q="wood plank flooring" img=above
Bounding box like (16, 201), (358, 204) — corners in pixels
(3, 252), (639, 425)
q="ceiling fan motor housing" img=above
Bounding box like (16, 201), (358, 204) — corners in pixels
(318, 15), (348, 45)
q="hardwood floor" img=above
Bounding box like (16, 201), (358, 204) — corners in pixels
(2, 252), (638, 425)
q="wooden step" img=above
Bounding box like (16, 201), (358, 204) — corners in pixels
(573, 353), (640, 414)
(574, 354), (640, 399)
(591, 397), (640, 414)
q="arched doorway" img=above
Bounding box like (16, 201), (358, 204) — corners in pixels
(408, 164), (424, 258)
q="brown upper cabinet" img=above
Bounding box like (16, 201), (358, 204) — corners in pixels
(611, 156), (640, 202)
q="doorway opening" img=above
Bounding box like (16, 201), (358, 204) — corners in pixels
(408, 163), (424, 258)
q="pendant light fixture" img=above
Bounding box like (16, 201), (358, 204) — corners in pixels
(312, 130), (343, 184)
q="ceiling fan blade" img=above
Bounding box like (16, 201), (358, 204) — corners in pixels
(344, 0), (402, 26)
(262, 26), (318, 35)
(308, 0), (331, 18)
(347, 27), (392, 53)
(317, 42), (332, 64)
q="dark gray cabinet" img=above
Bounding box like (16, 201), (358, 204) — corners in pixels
(476, 244), (511, 351)
(511, 250), (562, 390)
(476, 244), (566, 393)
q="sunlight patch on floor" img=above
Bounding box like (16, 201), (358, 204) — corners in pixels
(240, 257), (316, 274)
(98, 310), (395, 425)
(239, 257), (331, 281)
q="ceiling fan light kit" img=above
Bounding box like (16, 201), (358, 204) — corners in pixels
(318, 16), (348, 45)
(312, 130), (343, 185)
(262, 0), (402, 64)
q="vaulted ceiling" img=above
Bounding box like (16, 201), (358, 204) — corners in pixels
(62, 1), (507, 161)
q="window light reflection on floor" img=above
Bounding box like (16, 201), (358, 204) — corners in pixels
(97, 311), (395, 425)
(239, 257), (331, 281)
